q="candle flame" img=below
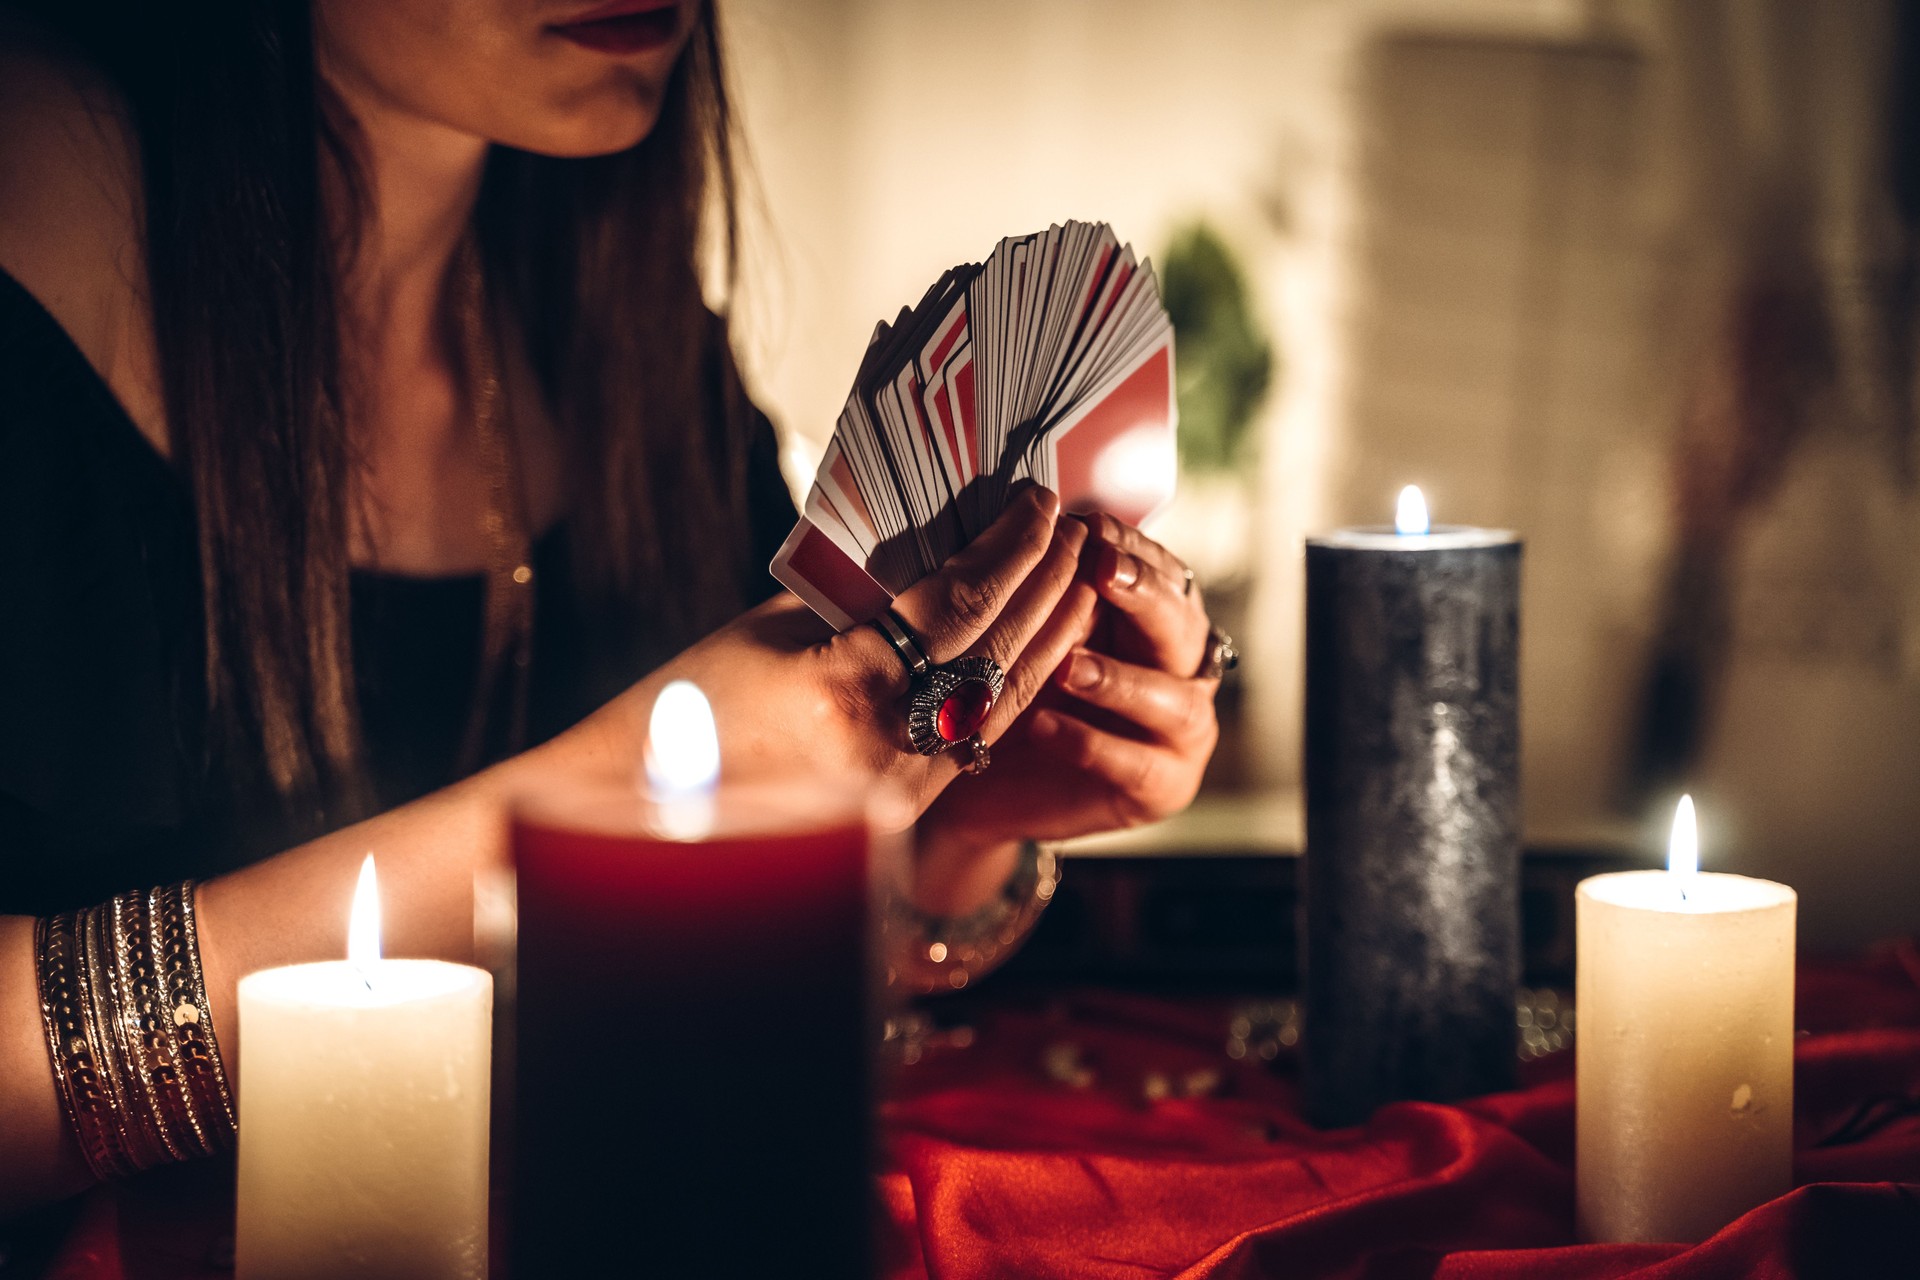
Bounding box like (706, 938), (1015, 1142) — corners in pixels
(1668, 794), (1699, 886)
(645, 681), (720, 796)
(348, 854), (381, 977)
(1395, 485), (1430, 536)
(645, 681), (720, 838)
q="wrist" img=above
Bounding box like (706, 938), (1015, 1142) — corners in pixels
(910, 818), (1022, 917)
(893, 839), (1060, 995)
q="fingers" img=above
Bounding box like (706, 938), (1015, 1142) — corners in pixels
(1026, 709), (1204, 829)
(957, 515), (1090, 754)
(1055, 649), (1218, 745)
(892, 486), (1062, 663)
(835, 489), (1088, 788)
(1082, 513), (1194, 601)
(985, 573), (1099, 740)
(1085, 522), (1210, 675)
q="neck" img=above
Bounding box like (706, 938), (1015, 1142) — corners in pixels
(327, 80), (490, 357)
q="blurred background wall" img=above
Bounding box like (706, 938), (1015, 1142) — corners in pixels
(720, 0), (1920, 949)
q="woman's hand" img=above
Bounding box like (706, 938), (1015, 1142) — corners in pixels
(570, 486), (1091, 819)
(912, 513), (1221, 912)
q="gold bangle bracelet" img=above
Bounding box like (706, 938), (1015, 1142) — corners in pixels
(36, 909), (128, 1180)
(154, 881), (236, 1155)
(124, 891), (189, 1161)
(33, 882), (236, 1182)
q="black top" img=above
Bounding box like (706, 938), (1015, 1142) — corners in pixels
(0, 268), (797, 915)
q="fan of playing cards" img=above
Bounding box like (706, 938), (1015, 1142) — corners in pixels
(772, 220), (1178, 631)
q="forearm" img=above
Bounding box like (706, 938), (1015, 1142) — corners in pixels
(195, 703), (639, 1078)
(0, 604), (847, 1214)
(0, 689), (640, 1218)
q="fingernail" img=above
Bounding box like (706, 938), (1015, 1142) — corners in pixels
(1031, 485), (1061, 518)
(1102, 545), (1140, 590)
(1063, 651), (1100, 691)
(1059, 516), (1089, 550)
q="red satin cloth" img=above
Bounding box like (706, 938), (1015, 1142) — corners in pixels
(878, 948), (1920, 1280)
(34, 948), (1920, 1279)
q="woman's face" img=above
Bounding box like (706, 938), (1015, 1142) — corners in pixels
(317, 0), (695, 157)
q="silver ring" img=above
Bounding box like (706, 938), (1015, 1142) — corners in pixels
(1198, 625), (1237, 681)
(906, 655), (1006, 757)
(962, 734), (992, 774)
(871, 608), (931, 678)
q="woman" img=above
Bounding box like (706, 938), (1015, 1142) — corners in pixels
(0, 0), (1223, 1216)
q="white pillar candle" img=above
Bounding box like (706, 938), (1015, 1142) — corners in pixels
(236, 857), (492, 1279)
(1576, 797), (1796, 1244)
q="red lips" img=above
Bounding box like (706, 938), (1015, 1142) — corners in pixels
(549, 0), (681, 54)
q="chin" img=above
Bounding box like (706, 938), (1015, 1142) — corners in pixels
(506, 84), (667, 158)
(528, 109), (662, 158)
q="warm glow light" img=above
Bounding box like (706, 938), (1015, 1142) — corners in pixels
(645, 681), (721, 796)
(1091, 427), (1178, 516)
(348, 854), (381, 975)
(645, 681), (720, 838)
(1668, 794), (1699, 884)
(1395, 485), (1430, 536)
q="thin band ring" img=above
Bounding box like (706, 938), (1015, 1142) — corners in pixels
(871, 608), (932, 678)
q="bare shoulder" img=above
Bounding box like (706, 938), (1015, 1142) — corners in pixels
(0, 22), (166, 451)
(0, 28), (144, 334)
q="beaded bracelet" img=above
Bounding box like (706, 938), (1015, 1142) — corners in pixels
(35, 882), (237, 1181)
(893, 840), (1060, 994)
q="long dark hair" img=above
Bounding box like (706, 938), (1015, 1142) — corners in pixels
(11, 0), (751, 809)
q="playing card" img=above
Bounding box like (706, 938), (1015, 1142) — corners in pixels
(770, 517), (893, 631)
(772, 220), (1178, 629)
(1032, 329), (1176, 526)
(916, 295), (975, 506)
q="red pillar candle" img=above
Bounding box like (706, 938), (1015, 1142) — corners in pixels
(509, 684), (884, 1277)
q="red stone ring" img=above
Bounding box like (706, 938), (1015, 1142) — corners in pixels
(905, 655), (1006, 764)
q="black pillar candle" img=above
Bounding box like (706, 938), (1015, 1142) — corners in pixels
(1302, 499), (1521, 1127)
